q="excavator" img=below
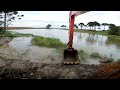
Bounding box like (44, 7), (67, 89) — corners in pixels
(63, 11), (89, 65)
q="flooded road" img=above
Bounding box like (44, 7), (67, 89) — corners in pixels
(9, 29), (120, 60)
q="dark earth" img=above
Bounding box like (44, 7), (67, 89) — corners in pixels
(0, 37), (120, 79)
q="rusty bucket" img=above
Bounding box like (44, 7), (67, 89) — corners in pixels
(63, 48), (80, 65)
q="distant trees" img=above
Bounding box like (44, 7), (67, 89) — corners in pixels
(87, 22), (94, 30)
(108, 24), (116, 30)
(74, 24), (78, 29)
(102, 23), (108, 30)
(78, 21), (117, 31)
(84, 25), (87, 30)
(61, 25), (66, 29)
(108, 25), (120, 36)
(93, 21), (100, 30)
(86, 21), (100, 31)
(0, 11), (24, 32)
(78, 23), (84, 30)
(46, 24), (51, 29)
(75, 20), (120, 36)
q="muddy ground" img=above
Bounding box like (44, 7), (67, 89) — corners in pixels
(0, 37), (120, 79)
(0, 37), (12, 46)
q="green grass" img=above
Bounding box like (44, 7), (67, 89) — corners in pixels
(0, 31), (34, 37)
(32, 36), (66, 48)
(78, 50), (89, 60)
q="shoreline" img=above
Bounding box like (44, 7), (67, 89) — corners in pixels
(7, 27), (120, 40)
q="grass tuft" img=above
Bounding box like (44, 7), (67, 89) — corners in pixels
(32, 36), (66, 48)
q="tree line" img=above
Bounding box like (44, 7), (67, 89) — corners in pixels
(74, 21), (116, 31)
(47, 21), (116, 31)
(0, 11), (24, 32)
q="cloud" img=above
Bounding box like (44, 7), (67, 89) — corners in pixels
(75, 11), (120, 25)
(11, 11), (120, 27)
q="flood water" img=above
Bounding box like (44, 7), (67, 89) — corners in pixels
(0, 37), (62, 64)
(9, 29), (120, 61)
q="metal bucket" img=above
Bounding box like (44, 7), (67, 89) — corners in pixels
(63, 48), (80, 65)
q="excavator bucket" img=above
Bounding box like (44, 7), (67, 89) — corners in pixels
(63, 11), (88, 65)
(63, 48), (80, 65)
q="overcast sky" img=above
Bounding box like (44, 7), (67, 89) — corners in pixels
(11, 11), (120, 29)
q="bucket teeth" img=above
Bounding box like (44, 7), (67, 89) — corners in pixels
(63, 61), (80, 65)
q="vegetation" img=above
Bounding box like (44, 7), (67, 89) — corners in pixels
(0, 31), (34, 37)
(78, 23), (84, 30)
(78, 50), (115, 63)
(87, 21), (94, 30)
(0, 11), (24, 32)
(102, 23), (109, 30)
(93, 21), (100, 30)
(108, 25), (120, 36)
(46, 24), (51, 29)
(90, 52), (102, 58)
(74, 24), (78, 29)
(32, 36), (66, 48)
(61, 25), (66, 27)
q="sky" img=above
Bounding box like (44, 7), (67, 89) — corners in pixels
(10, 11), (120, 29)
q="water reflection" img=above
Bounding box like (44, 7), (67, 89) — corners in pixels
(105, 37), (120, 49)
(86, 34), (97, 44)
(77, 33), (82, 39)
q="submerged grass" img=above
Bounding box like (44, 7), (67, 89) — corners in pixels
(90, 52), (102, 58)
(32, 36), (66, 48)
(78, 50), (114, 63)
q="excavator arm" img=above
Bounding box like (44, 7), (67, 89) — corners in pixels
(63, 11), (89, 65)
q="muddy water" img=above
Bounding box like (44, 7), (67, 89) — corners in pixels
(0, 37), (100, 65)
(10, 29), (120, 61)
(0, 37), (62, 64)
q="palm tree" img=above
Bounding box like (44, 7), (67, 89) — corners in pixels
(74, 24), (78, 29)
(84, 25), (87, 30)
(102, 23), (108, 30)
(61, 25), (66, 27)
(46, 24), (51, 29)
(78, 23), (84, 30)
(93, 21), (100, 30)
(108, 23), (116, 30)
(87, 22), (94, 30)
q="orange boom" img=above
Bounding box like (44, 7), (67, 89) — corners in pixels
(63, 11), (89, 65)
